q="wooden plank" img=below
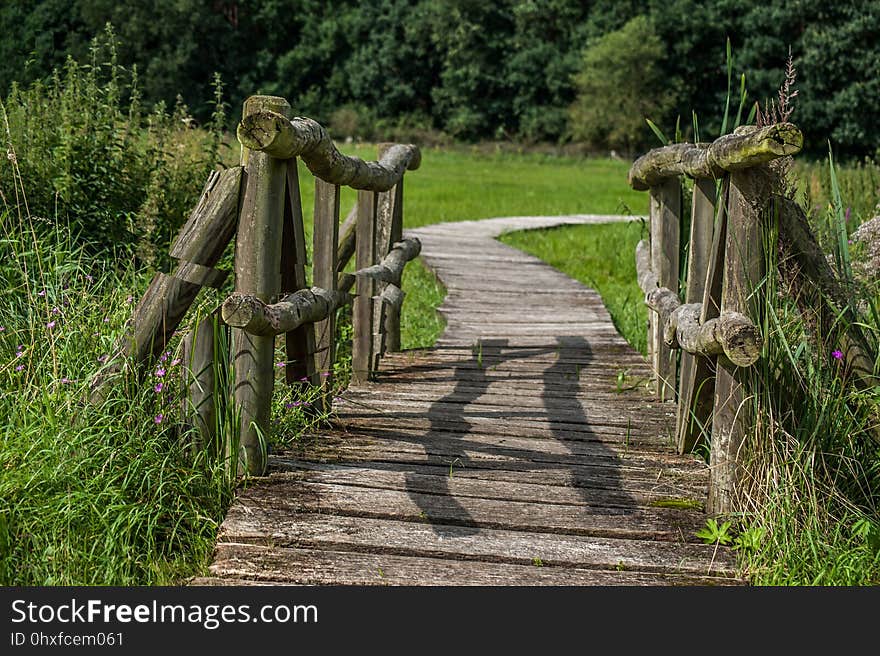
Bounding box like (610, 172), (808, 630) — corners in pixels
(287, 431), (690, 471)
(272, 458), (708, 497)
(676, 178), (717, 454)
(218, 511), (738, 577)
(709, 170), (764, 514)
(236, 480), (705, 542)
(352, 189), (378, 383)
(232, 95), (290, 476)
(266, 464), (704, 516)
(281, 158), (318, 390)
(312, 178), (341, 411)
(203, 544), (741, 586)
(649, 178), (681, 402)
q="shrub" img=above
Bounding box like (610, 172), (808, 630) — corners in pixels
(568, 15), (676, 154)
(0, 25), (225, 269)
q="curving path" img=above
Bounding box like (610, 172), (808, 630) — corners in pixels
(193, 215), (742, 586)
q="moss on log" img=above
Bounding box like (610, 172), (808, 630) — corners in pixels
(628, 123), (803, 191)
(237, 109), (420, 192)
(636, 244), (760, 366)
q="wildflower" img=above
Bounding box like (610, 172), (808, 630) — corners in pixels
(160, 351), (170, 362)
(155, 367), (166, 378)
(46, 321), (56, 329)
(154, 382), (164, 393)
(51, 307), (60, 315)
(37, 290), (46, 297)
(97, 354), (108, 363)
(126, 295), (134, 304)
(321, 372), (330, 377)
(154, 414), (164, 424)
(103, 317), (110, 323)
(300, 376), (309, 382)
(0, 326), (5, 332)
(15, 364), (24, 372)
(276, 361), (286, 368)
(60, 378), (72, 384)
(85, 274), (93, 283)
(170, 358), (181, 367)
(832, 349), (843, 360)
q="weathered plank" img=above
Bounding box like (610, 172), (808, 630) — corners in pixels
(649, 178), (680, 401)
(202, 545), (741, 586)
(218, 511), (737, 577)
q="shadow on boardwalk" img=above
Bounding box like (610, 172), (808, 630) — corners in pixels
(401, 335), (635, 536)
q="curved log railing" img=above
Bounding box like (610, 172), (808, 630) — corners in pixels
(94, 94), (422, 477)
(629, 123), (803, 514)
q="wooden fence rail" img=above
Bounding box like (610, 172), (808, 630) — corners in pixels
(93, 94), (421, 477)
(628, 123), (803, 514)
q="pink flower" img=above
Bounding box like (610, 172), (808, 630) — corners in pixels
(832, 349), (843, 360)
(321, 372), (330, 377)
(46, 321), (56, 329)
(15, 364), (24, 372)
(98, 354), (108, 363)
(103, 317), (110, 323)
(276, 361), (286, 368)
(154, 382), (164, 393)
(170, 358), (181, 366)
(60, 377), (72, 384)
(154, 414), (164, 424)
(126, 295), (134, 304)
(37, 290), (45, 297)
(0, 326), (5, 332)
(155, 368), (166, 377)
(51, 307), (60, 315)
(300, 376), (309, 382)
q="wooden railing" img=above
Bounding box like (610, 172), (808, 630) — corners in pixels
(627, 123), (803, 514)
(92, 94), (421, 477)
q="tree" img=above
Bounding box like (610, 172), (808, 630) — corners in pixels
(568, 15), (676, 154)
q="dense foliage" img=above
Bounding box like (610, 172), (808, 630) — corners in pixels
(2, 0), (878, 155)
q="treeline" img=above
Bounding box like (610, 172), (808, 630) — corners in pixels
(1, 0), (878, 156)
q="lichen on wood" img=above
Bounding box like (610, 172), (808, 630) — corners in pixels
(222, 287), (351, 337)
(628, 123), (803, 191)
(236, 109), (421, 192)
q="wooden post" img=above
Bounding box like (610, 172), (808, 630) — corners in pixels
(649, 178), (680, 402)
(380, 143), (406, 354)
(708, 170), (765, 514)
(352, 189), (378, 384)
(312, 178), (340, 410)
(181, 310), (218, 454)
(676, 178), (717, 453)
(232, 95), (290, 476)
(281, 159), (319, 391)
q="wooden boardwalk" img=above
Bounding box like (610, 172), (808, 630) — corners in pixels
(194, 215), (742, 586)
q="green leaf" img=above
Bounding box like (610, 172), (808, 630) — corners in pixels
(645, 118), (669, 146)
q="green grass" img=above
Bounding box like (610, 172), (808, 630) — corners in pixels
(498, 221), (648, 355)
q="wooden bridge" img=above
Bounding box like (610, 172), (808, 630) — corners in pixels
(103, 95), (835, 586)
(193, 214), (740, 586)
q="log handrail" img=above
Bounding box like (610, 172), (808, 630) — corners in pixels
(627, 123), (803, 191)
(237, 109), (421, 191)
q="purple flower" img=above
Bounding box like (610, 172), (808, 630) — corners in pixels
(154, 382), (164, 393)
(170, 358), (181, 367)
(46, 321), (56, 329)
(103, 317), (110, 323)
(98, 354), (108, 363)
(832, 349), (843, 360)
(15, 364), (24, 372)
(321, 372), (330, 377)
(37, 290), (45, 297)
(126, 295), (134, 304)
(300, 376), (309, 382)
(85, 274), (93, 283)
(60, 377), (72, 384)
(276, 361), (286, 368)
(155, 368), (166, 378)
(154, 414), (164, 424)
(51, 307), (60, 315)
(0, 326), (5, 332)
(159, 351), (169, 362)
